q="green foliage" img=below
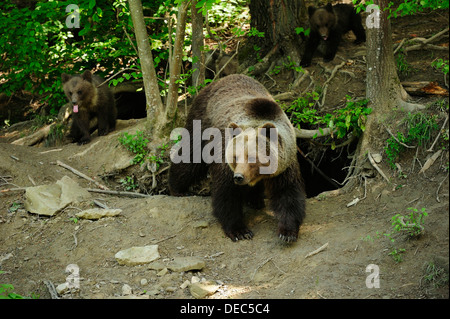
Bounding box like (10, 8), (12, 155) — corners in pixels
(295, 27), (310, 37)
(387, 0), (449, 18)
(392, 207), (428, 238)
(395, 50), (413, 76)
(385, 113), (439, 168)
(432, 58), (449, 76)
(423, 262), (449, 288)
(353, 0), (448, 17)
(0, 0), (141, 116)
(120, 175), (138, 191)
(149, 143), (171, 170)
(284, 94), (371, 145)
(0, 277), (38, 299)
(118, 131), (149, 165)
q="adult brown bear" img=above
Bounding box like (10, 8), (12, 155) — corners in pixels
(300, 3), (366, 67)
(168, 74), (306, 243)
(62, 70), (117, 144)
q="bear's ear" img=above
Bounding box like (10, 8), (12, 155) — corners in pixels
(82, 70), (93, 82)
(61, 73), (71, 84)
(325, 3), (333, 12)
(228, 122), (243, 135)
(308, 6), (316, 17)
(258, 123), (277, 139)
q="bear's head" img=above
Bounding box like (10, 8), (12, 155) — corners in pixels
(308, 3), (336, 41)
(225, 122), (279, 187)
(61, 70), (97, 113)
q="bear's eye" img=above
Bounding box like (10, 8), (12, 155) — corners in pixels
(68, 91), (72, 96)
(77, 90), (82, 95)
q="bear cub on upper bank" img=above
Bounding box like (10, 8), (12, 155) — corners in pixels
(168, 74), (306, 243)
(62, 70), (117, 145)
(300, 3), (366, 67)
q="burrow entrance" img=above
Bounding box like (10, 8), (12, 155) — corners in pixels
(297, 138), (358, 198)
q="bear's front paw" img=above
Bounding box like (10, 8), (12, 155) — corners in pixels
(225, 228), (254, 242)
(277, 225), (298, 243)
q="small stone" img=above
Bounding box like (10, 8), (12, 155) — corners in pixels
(166, 286), (177, 293)
(191, 276), (200, 284)
(140, 278), (148, 286)
(193, 220), (209, 228)
(189, 281), (220, 299)
(167, 257), (205, 272)
(157, 267), (169, 277)
(122, 284), (133, 295)
(56, 282), (69, 295)
(115, 245), (160, 266)
(180, 280), (190, 289)
(372, 153), (382, 163)
(76, 208), (122, 220)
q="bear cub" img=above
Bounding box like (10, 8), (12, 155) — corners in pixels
(62, 70), (117, 144)
(168, 74), (306, 243)
(300, 3), (366, 67)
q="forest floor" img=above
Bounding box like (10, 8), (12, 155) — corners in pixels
(0, 9), (449, 300)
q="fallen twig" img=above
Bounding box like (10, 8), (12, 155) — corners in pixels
(368, 152), (390, 183)
(419, 149), (442, 174)
(43, 280), (60, 299)
(427, 114), (448, 152)
(251, 257), (273, 281)
(86, 188), (151, 198)
(56, 160), (109, 190)
(436, 174), (448, 203)
(384, 125), (416, 149)
(305, 242), (329, 259)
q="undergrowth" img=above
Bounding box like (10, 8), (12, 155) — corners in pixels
(385, 112), (440, 169)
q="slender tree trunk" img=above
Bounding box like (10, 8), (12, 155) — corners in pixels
(191, 0), (205, 90)
(128, 0), (164, 132)
(165, 1), (189, 121)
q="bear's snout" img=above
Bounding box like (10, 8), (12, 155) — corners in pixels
(233, 173), (245, 185)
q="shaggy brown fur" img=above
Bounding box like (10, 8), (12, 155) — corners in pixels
(62, 70), (117, 144)
(169, 74), (306, 243)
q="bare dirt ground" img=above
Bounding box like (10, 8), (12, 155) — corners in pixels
(0, 9), (448, 300)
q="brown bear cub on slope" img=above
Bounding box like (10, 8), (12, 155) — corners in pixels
(168, 74), (306, 243)
(300, 3), (366, 67)
(62, 70), (117, 144)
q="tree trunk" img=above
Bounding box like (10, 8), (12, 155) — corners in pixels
(165, 1), (189, 122)
(245, 0), (306, 74)
(128, 0), (164, 132)
(191, 0), (205, 90)
(361, 0), (425, 155)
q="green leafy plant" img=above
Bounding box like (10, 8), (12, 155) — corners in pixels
(120, 175), (138, 191)
(284, 94), (371, 144)
(423, 262), (449, 288)
(118, 131), (150, 165)
(392, 207), (428, 238)
(395, 50), (413, 76)
(388, 248), (406, 263)
(385, 113), (439, 168)
(148, 143), (171, 170)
